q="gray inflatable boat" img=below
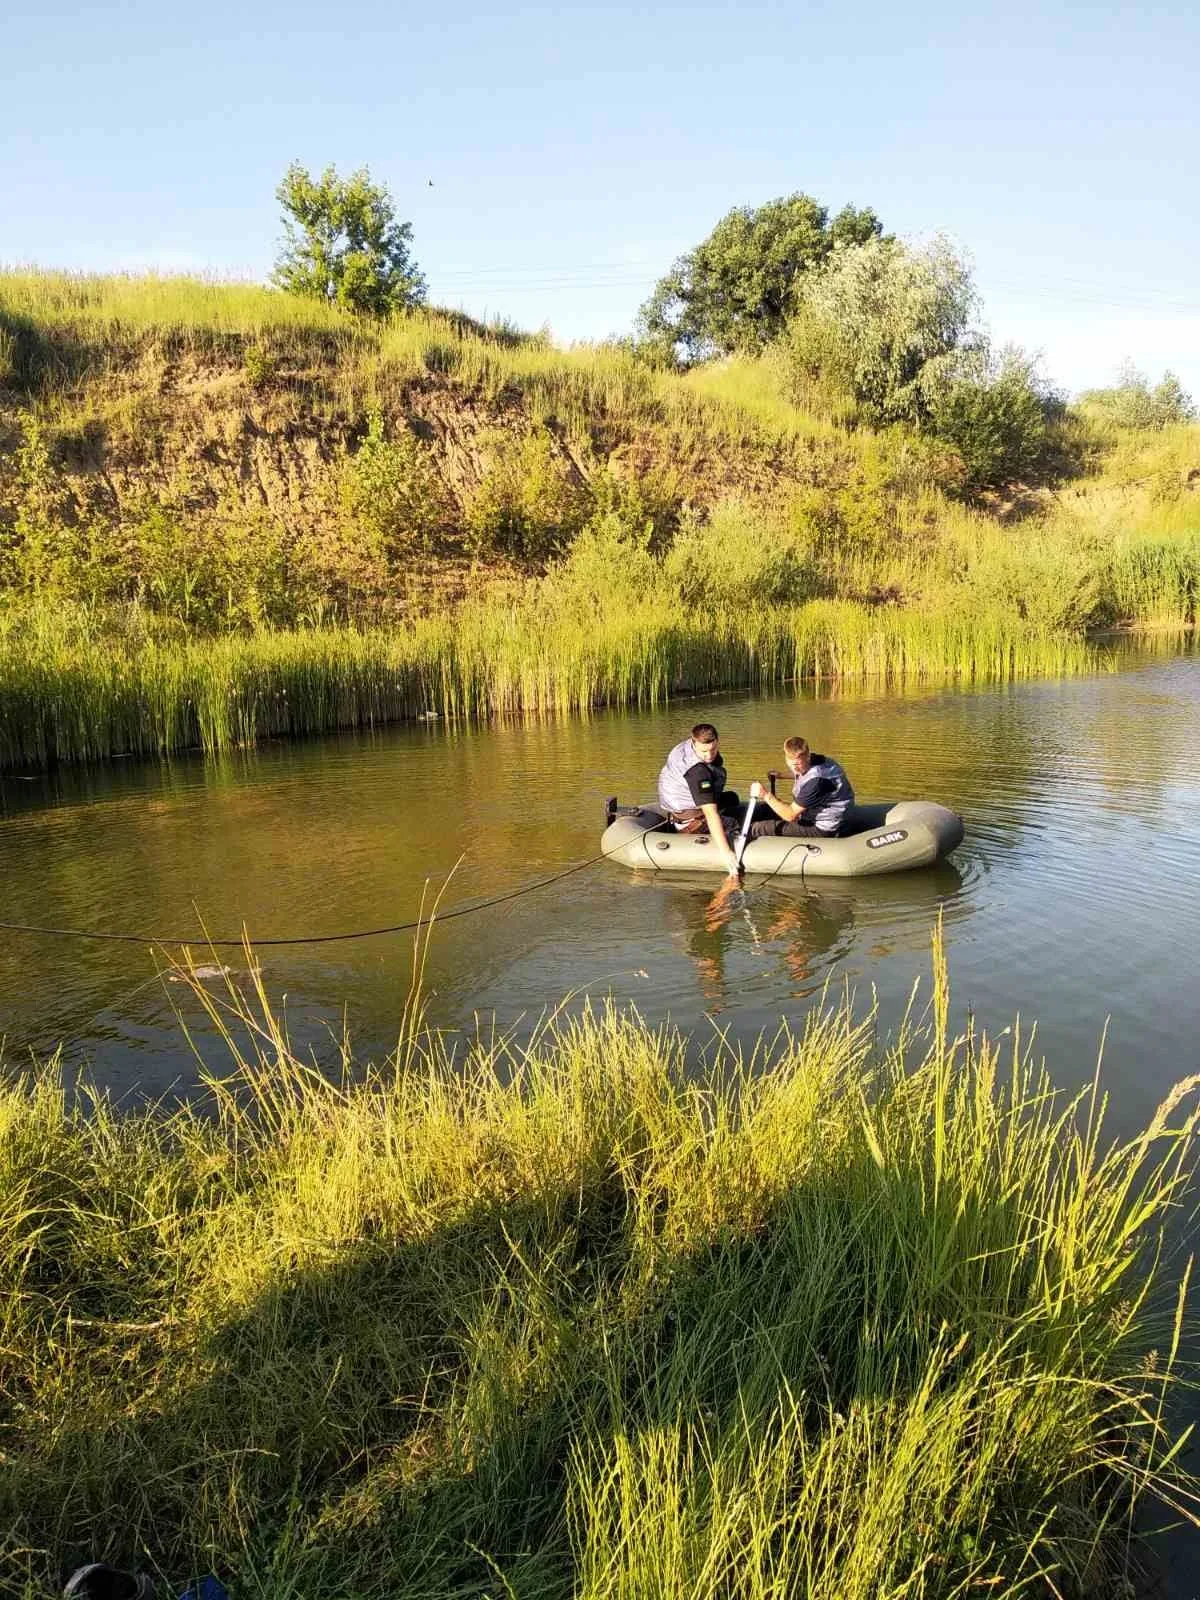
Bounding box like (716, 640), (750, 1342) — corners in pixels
(601, 799), (964, 878)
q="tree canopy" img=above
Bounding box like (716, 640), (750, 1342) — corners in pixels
(636, 193), (884, 365)
(272, 163), (425, 316)
(786, 235), (978, 426)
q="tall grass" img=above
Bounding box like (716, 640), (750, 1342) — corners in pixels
(0, 934), (1195, 1597)
(0, 595), (1095, 770)
(2, 269), (1197, 773)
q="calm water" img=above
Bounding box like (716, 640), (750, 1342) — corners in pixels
(4, 644), (1200, 1588)
(3, 643), (1199, 1138)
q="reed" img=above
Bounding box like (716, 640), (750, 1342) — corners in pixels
(2, 270), (1197, 773)
(0, 595), (1096, 770)
(0, 934), (1195, 1597)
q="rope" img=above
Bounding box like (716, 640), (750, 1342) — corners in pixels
(0, 820), (818, 953)
(0, 842), (628, 949)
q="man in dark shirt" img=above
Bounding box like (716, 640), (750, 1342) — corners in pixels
(656, 723), (744, 875)
(750, 736), (855, 838)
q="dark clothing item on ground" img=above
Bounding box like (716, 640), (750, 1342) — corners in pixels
(63, 1566), (155, 1600)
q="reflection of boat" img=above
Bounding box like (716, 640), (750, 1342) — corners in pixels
(602, 800), (964, 878)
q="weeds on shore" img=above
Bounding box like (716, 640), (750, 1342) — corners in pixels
(1, 270), (1198, 772)
(0, 594), (1094, 770)
(0, 931), (1196, 1597)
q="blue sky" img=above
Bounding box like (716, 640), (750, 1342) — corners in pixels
(4, 0), (1198, 398)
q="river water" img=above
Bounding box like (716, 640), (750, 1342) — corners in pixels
(3, 640), (1199, 1141)
(4, 642), (1200, 1586)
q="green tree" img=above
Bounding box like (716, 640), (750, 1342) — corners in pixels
(1077, 364), (1196, 429)
(272, 163), (425, 315)
(925, 346), (1062, 490)
(786, 235), (977, 426)
(636, 193), (884, 365)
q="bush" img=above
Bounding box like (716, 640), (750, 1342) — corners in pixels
(465, 428), (589, 562)
(664, 499), (817, 609)
(1077, 364), (1196, 431)
(541, 510), (662, 616)
(786, 236), (977, 426)
(242, 342), (279, 390)
(587, 462), (682, 551)
(129, 500), (310, 630)
(926, 347), (1062, 491)
(339, 408), (450, 558)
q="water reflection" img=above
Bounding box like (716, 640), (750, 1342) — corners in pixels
(2, 647), (1200, 1128)
(640, 859), (966, 1016)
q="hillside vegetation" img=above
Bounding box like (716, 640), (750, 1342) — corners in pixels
(1, 270), (1198, 765)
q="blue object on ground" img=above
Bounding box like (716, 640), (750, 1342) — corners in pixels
(177, 1580), (228, 1600)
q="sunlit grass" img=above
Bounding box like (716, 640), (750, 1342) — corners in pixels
(0, 595), (1096, 770)
(0, 932), (1195, 1596)
(2, 269), (1198, 772)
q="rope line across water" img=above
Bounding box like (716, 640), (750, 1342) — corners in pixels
(0, 844), (632, 948)
(0, 824), (798, 951)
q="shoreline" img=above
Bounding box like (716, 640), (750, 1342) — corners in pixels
(0, 597), (1101, 774)
(2, 938), (1195, 1597)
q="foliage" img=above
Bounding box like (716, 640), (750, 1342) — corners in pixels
(785, 236), (978, 427)
(925, 346), (1063, 490)
(0, 594), (1094, 770)
(0, 944), (1195, 1596)
(1, 416), (75, 593)
(665, 499), (819, 608)
(637, 193), (884, 365)
(466, 428), (590, 562)
(541, 510), (661, 617)
(586, 462), (683, 549)
(241, 341), (278, 390)
(1077, 363), (1196, 430)
(272, 162), (426, 316)
(339, 408), (450, 558)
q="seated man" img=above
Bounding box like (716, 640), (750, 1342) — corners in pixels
(657, 722), (744, 876)
(750, 736), (854, 838)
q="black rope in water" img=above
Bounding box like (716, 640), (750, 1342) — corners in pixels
(0, 845), (625, 948)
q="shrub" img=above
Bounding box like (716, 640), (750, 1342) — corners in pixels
(664, 499), (817, 609)
(926, 347), (1062, 491)
(587, 462), (682, 550)
(127, 500), (307, 630)
(465, 428), (589, 562)
(242, 342), (279, 390)
(786, 236), (977, 426)
(541, 510), (662, 616)
(339, 408), (450, 558)
(1, 416), (77, 594)
(1077, 364), (1196, 431)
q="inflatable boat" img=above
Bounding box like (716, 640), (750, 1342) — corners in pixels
(601, 799), (964, 878)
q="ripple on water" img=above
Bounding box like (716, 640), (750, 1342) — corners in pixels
(2, 652), (1200, 1121)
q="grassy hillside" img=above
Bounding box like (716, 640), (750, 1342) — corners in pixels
(1, 270), (1198, 766)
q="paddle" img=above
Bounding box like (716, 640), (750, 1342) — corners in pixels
(732, 780), (763, 873)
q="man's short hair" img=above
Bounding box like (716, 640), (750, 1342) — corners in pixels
(692, 723), (719, 741)
(783, 736), (810, 757)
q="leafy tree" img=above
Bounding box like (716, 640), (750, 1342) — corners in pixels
(1077, 364), (1196, 430)
(925, 346), (1063, 490)
(273, 163), (425, 315)
(636, 193), (884, 365)
(786, 236), (977, 426)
